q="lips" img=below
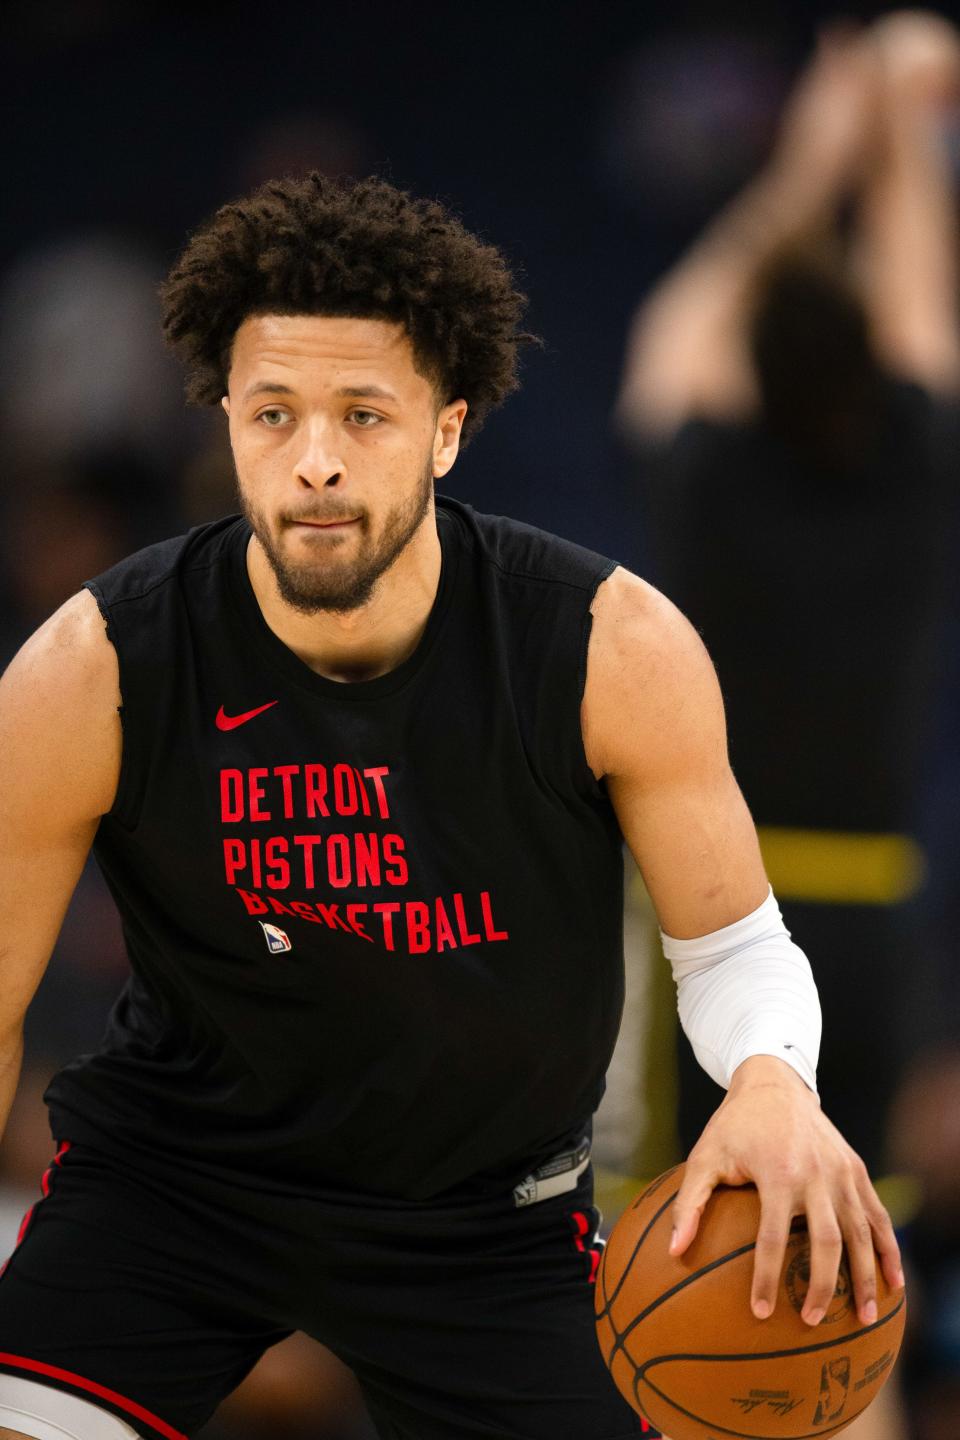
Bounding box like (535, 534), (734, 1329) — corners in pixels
(290, 517), (360, 529)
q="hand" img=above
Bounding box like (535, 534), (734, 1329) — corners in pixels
(870, 10), (960, 109)
(772, 26), (880, 197)
(670, 1055), (904, 1327)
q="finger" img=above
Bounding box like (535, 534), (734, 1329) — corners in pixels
(669, 1163), (719, 1257)
(838, 1187), (879, 1327)
(859, 1176), (905, 1293)
(800, 1185), (844, 1325)
(750, 1192), (792, 1320)
(874, 1224), (905, 1292)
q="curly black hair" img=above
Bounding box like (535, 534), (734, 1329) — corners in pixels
(159, 173), (539, 444)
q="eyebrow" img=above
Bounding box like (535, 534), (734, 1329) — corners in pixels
(242, 381), (399, 402)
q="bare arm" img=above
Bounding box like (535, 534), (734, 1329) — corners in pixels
(582, 568), (902, 1323)
(856, 12), (960, 394)
(0, 590), (122, 1139)
(582, 568), (767, 936)
(616, 31), (877, 444)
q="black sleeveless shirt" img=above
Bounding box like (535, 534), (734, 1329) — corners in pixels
(46, 498), (626, 1200)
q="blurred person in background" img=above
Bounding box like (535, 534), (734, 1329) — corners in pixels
(616, 10), (960, 1179)
(0, 235), (187, 548)
(0, 467), (135, 663)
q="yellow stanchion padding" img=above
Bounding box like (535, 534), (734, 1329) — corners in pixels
(756, 827), (925, 906)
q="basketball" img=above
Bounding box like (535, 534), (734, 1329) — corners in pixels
(596, 1163), (906, 1440)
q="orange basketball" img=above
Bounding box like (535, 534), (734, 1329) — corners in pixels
(596, 1163), (906, 1440)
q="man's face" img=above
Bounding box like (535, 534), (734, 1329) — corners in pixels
(223, 314), (466, 614)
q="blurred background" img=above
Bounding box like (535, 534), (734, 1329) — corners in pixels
(5, 1), (960, 1437)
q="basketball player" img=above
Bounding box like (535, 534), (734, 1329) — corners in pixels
(0, 175), (902, 1440)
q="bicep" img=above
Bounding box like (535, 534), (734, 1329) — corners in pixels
(584, 569), (767, 938)
(0, 592), (121, 1025)
(0, 818), (100, 1029)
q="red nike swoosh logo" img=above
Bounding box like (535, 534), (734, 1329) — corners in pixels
(216, 701), (279, 731)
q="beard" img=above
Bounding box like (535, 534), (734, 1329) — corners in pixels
(240, 457), (435, 615)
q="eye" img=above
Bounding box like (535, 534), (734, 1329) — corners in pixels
(349, 409), (383, 428)
(257, 408), (292, 427)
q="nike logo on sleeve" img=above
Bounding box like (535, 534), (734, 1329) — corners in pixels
(216, 701), (279, 731)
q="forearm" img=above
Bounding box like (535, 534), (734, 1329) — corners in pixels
(661, 888), (822, 1093)
(857, 94), (960, 390)
(617, 159), (848, 441)
(689, 158), (840, 271)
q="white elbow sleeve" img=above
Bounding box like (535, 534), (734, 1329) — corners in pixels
(660, 888), (821, 1093)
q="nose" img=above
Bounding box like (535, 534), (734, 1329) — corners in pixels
(293, 416), (345, 489)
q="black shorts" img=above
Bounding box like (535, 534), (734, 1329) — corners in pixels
(0, 1140), (653, 1440)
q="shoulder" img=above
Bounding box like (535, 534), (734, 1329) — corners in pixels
(4, 588), (119, 700)
(583, 567), (726, 780)
(587, 567), (716, 698)
(0, 590), (122, 822)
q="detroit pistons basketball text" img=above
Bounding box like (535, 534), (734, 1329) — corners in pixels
(220, 760), (510, 954)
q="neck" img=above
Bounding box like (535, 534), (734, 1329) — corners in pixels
(247, 511), (443, 683)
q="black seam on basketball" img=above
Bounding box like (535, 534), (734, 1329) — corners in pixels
(595, 1188), (680, 1322)
(634, 1369), (867, 1440)
(631, 1166), (682, 1212)
(606, 1240), (757, 1368)
(634, 1292), (905, 1375)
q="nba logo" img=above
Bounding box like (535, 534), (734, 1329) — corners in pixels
(260, 922), (292, 955)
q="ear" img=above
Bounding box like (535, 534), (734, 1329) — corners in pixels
(433, 399), (468, 478)
(221, 396), (230, 416)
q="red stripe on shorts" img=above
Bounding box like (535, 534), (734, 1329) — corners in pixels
(570, 1209), (602, 1284)
(2, 1141), (72, 1276)
(0, 1353), (188, 1440)
(568, 1214), (658, 1431)
(40, 1141), (70, 1197)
